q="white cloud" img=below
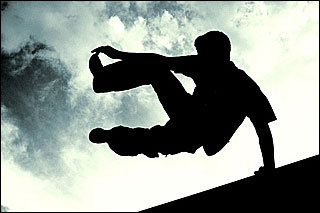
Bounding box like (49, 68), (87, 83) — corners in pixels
(1, 106), (28, 161)
(108, 16), (126, 34)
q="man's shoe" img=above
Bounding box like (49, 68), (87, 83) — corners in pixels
(89, 128), (107, 144)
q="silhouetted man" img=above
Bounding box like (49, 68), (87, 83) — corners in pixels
(88, 31), (277, 174)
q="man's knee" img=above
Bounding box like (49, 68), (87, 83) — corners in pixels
(89, 54), (103, 76)
(203, 140), (229, 156)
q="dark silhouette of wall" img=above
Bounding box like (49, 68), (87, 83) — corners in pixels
(140, 155), (319, 212)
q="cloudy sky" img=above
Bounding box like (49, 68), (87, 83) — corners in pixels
(1, 1), (319, 212)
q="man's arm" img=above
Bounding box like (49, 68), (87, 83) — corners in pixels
(91, 46), (195, 77)
(251, 119), (275, 174)
(91, 45), (163, 61)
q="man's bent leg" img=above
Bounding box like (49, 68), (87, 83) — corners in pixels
(89, 124), (199, 157)
(203, 113), (246, 156)
(150, 68), (192, 120)
(89, 126), (160, 158)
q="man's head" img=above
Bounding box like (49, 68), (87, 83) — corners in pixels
(194, 31), (231, 61)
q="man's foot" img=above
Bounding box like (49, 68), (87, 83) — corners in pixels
(254, 166), (276, 176)
(89, 128), (108, 144)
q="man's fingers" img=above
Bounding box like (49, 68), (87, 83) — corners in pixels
(91, 46), (103, 53)
(91, 46), (111, 53)
(91, 47), (102, 53)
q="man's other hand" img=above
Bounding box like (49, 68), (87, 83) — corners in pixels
(91, 46), (122, 59)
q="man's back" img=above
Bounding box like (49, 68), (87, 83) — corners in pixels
(170, 56), (276, 123)
(167, 57), (276, 140)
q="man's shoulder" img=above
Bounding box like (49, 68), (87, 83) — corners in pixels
(229, 61), (248, 75)
(229, 61), (260, 88)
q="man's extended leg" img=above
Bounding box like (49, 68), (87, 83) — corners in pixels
(89, 126), (160, 158)
(150, 67), (192, 120)
(90, 54), (157, 93)
(89, 54), (191, 119)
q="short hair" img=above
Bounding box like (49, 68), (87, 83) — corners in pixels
(194, 31), (231, 59)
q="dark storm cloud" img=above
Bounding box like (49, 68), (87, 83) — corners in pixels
(0, 37), (159, 178)
(1, 39), (72, 176)
(1, 1), (9, 11)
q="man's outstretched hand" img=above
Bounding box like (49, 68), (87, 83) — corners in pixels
(91, 46), (122, 59)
